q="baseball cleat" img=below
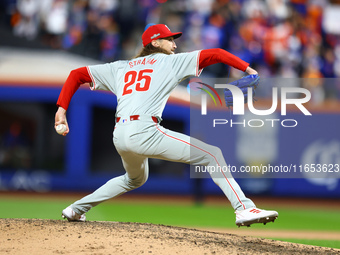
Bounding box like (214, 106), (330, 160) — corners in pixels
(235, 207), (278, 227)
(61, 206), (86, 222)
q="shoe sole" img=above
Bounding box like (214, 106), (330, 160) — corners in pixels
(236, 215), (278, 228)
(61, 212), (86, 222)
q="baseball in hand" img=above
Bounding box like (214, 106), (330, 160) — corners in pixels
(56, 124), (67, 135)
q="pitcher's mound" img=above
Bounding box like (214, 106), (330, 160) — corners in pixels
(0, 218), (339, 254)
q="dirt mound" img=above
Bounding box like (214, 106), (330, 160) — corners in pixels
(0, 218), (339, 255)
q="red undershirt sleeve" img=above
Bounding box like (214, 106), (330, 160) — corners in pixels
(56, 67), (92, 110)
(198, 48), (249, 72)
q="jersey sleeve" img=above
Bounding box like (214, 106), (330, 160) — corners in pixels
(87, 63), (117, 94)
(199, 48), (249, 71)
(56, 67), (92, 110)
(170, 50), (202, 81)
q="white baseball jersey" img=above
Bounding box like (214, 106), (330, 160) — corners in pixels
(69, 50), (255, 216)
(87, 51), (202, 118)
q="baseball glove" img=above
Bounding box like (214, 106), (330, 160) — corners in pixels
(224, 74), (260, 108)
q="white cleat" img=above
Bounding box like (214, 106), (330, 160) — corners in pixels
(61, 206), (86, 222)
(235, 207), (278, 227)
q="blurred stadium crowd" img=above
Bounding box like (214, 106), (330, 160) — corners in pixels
(1, 0), (340, 101)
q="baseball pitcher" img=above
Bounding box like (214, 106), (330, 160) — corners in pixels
(55, 24), (278, 227)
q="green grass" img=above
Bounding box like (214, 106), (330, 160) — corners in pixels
(1, 196), (339, 249)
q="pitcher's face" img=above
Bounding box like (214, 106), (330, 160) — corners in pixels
(154, 37), (177, 54)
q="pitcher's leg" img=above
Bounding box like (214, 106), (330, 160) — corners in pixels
(190, 138), (255, 210)
(71, 153), (149, 215)
(153, 125), (255, 210)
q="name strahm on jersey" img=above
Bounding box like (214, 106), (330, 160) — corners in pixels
(129, 58), (157, 68)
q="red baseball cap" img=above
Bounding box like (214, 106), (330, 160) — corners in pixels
(142, 24), (182, 47)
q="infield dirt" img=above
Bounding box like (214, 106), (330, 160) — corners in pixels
(1, 218), (339, 255)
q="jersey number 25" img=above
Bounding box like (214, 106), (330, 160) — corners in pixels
(122, 69), (153, 96)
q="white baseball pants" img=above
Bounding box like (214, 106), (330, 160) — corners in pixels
(70, 118), (255, 215)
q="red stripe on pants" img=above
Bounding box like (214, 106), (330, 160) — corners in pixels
(155, 125), (246, 210)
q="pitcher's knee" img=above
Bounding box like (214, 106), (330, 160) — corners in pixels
(206, 145), (223, 164)
(124, 174), (148, 190)
(212, 146), (223, 157)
